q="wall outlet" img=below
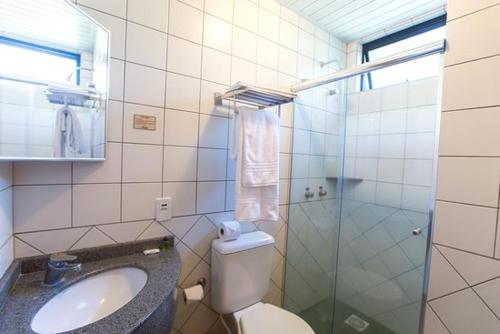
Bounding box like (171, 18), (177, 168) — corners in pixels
(155, 197), (172, 222)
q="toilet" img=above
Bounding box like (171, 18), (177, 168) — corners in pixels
(211, 231), (314, 334)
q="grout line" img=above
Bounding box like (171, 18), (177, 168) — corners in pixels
(446, 3), (500, 23)
(427, 303), (453, 334)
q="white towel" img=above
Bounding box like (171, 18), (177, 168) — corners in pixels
(53, 106), (86, 157)
(233, 107), (279, 222)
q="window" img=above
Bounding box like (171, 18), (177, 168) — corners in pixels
(0, 36), (80, 85)
(361, 15), (446, 90)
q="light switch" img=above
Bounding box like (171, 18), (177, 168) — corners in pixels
(155, 197), (172, 221)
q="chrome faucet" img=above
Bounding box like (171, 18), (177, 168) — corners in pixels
(43, 253), (82, 287)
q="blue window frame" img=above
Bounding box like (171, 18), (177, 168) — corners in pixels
(0, 35), (81, 85)
(361, 14), (446, 90)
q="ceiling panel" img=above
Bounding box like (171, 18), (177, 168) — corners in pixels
(280, 0), (447, 42)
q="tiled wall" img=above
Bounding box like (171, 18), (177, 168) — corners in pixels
(7, 0), (346, 333)
(424, 1), (500, 333)
(0, 163), (13, 279)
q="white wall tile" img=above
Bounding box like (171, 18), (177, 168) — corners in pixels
(202, 47), (231, 85)
(258, 8), (279, 42)
(382, 84), (407, 110)
(442, 55), (500, 111)
(436, 157), (500, 207)
(121, 183), (162, 221)
(430, 288), (500, 334)
(197, 148), (227, 181)
(200, 80), (229, 116)
(73, 184), (121, 226)
(231, 57), (257, 85)
(447, 0), (500, 20)
(232, 27), (257, 62)
(0, 188), (12, 246)
(380, 109), (406, 134)
(434, 201), (497, 256)
(203, 14), (232, 53)
(13, 185), (71, 233)
(446, 5), (500, 66)
(405, 133), (435, 159)
(124, 63), (166, 107)
(408, 77), (438, 107)
(404, 160), (434, 186)
(297, 30), (314, 58)
(73, 143), (122, 183)
(81, 7), (126, 59)
(278, 46), (297, 77)
(165, 73), (200, 112)
(198, 115), (228, 149)
(14, 162), (71, 185)
(17, 227), (88, 254)
(205, 0), (234, 22)
(427, 246), (468, 300)
(123, 103), (164, 144)
(109, 59), (125, 101)
(376, 182), (402, 208)
(164, 146), (197, 181)
(164, 109), (199, 147)
(257, 37), (279, 70)
(378, 159), (404, 183)
(440, 107), (500, 156)
(122, 144), (163, 182)
(107, 100), (123, 142)
(280, 19), (298, 50)
(169, 0), (203, 43)
(128, 0), (169, 32)
(167, 36), (202, 78)
(126, 22), (167, 69)
(78, 0), (127, 17)
(233, 0), (258, 32)
(163, 182), (196, 216)
(197, 181), (226, 213)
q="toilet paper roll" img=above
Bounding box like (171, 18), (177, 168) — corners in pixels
(183, 284), (204, 304)
(218, 220), (241, 242)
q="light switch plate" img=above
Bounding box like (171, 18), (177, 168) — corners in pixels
(155, 197), (172, 222)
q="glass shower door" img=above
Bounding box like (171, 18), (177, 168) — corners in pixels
(332, 73), (439, 334)
(284, 71), (440, 334)
(283, 80), (344, 334)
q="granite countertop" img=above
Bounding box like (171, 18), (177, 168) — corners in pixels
(0, 239), (181, 334)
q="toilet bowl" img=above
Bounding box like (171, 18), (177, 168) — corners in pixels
(233, 302), (314, 334)
(211, 231), (314, 334)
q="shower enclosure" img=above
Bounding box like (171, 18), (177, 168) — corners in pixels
(284, 42), (443, 334)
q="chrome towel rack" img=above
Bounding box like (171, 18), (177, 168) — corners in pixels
(214, 82), (296, 115)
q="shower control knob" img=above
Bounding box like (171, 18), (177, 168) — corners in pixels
(412, 228), (422, 236)
(318, 186), (327, 197)
(305, 187), (314, 199)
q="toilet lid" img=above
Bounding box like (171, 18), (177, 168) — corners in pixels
(240, 304), (314, 334)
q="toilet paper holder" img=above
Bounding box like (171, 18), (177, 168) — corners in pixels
(182, 277), (207, 304)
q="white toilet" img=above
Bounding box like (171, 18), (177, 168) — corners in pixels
(211, 231), (314, 334)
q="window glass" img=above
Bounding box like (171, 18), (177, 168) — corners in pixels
(363, 25), (446, 89)
(0, 39), (79, 85)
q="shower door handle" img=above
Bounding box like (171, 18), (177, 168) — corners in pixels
(412, 228), (422, 236)
(318, 186), (327, 197)
(305, 187), (314, 199)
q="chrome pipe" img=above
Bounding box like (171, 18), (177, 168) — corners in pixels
(291, 39), (446, 92)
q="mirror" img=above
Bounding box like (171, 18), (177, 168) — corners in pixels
(0, 0), (109, 160)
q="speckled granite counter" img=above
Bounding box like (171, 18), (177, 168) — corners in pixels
(0, 238), (181, 334)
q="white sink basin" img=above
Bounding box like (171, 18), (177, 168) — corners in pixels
(31, 267), (148, 334)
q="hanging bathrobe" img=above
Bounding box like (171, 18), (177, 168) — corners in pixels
(53, 106), (86, 157)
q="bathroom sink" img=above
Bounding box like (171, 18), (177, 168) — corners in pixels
(31, 267), (148, 334)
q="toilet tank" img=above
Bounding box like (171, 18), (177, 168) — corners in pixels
(211, 231), (275, 314)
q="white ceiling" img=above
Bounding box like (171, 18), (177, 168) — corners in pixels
(279, 0), (447, 42)
(0, 0), (103, 53)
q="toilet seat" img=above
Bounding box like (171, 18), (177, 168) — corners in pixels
(238, 303), (314, 334)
